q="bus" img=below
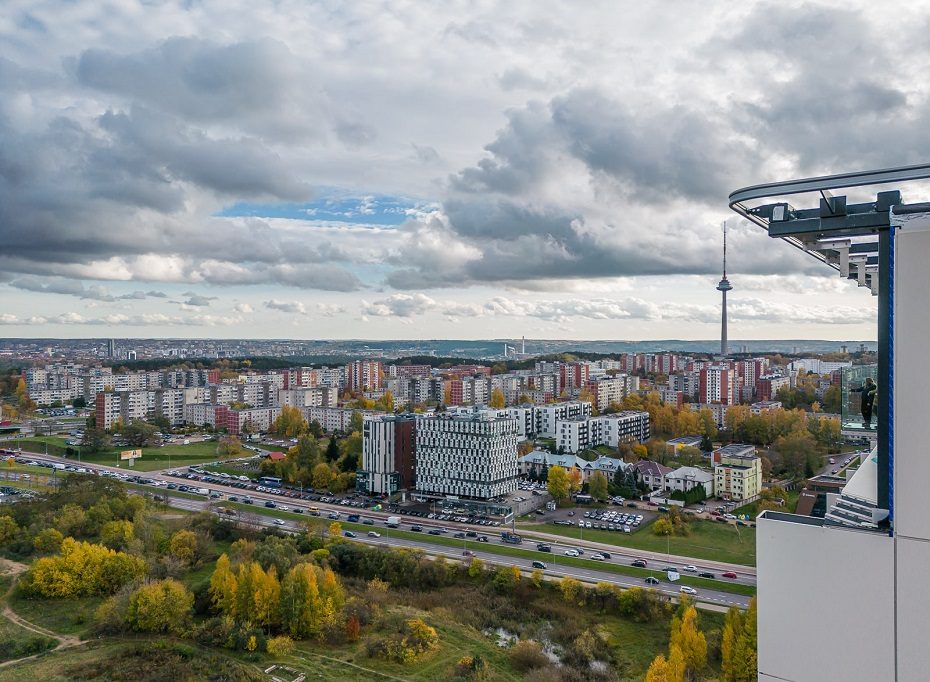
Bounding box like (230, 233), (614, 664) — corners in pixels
(257, 476), (282, 489)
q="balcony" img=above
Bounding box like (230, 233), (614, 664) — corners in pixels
(840, 364), (879, 435)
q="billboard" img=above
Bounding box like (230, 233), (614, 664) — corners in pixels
(120, 449), (142, 461)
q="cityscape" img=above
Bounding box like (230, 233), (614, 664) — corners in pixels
(0, 2), (926, 682)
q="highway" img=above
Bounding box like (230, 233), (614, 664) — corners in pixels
(3, 449), (754, 608)
(162, 495), (751, 610)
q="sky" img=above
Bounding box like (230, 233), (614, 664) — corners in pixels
(2, 0), (928, 341)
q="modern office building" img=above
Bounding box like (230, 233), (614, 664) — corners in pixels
(357, 414), (417, 495)
(730, 165), (930, 681)
(414, 412), (519, 500)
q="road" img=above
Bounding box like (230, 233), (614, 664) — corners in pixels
(162, 495), (751, 610)
(4, 450), (754, 607)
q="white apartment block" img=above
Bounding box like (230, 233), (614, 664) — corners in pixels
(536, 401), (593, 437)
(278, 387), (337, 408)
(95, 388), (186, 429)
(301, 406), (384, 433)
(585, 374), (639, 410)
(415, 413), (519, 500)
(554, 411), (650, 453)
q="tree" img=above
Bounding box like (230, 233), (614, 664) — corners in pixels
(467, 557), (484, 578)
(82, 426), (111, 453)
(731, 597), (757, 681)
(210, 553), (238, 614)
(126, 579), (194, 634)
(349, 410), (364, 433)
(721, 606), (744, 682)
(568, 467), (583, 494)
(547, 465), (570, 503)
(169, 529), (198, 565)
(312, 462), (335, 490)
(33, 528), (64, 554)
(122, 419), (159, 447)
(0, 515), (19, 546)
(25, 538), (145, 598)
(266, 635), (295, 656)
(489, 388), (506, 409)
(273, 405), (308, 438)
(325, 435), (340, 462)
(670, 605), (707, 676)
(308, 419), (324, 438)
(100, 520), (135, 551)
(345, 614), (361, 642)
(217, 434), (243, 459)
(588, 471), (608, 501)
(646, 654), (671, 682)
(328, 521), (342, 538)
(559, 576), (583, 605)
(280, 563), (323, 638)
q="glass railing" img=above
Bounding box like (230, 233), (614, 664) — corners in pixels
(841, 365), (879, 433)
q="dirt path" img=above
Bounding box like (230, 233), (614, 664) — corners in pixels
(0, 556), (84, 669)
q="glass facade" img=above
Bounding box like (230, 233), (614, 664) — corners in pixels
(841, 364), (879, 432)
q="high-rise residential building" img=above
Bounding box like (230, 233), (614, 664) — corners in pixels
(107, 339), (116, 359)
(414, 413), (518, 500)
(699, 365), (736, 405)
(730, 166), (930, 681)
(345, 360), (383, 392)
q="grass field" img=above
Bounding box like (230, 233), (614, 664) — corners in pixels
(225, 502), (755, 596)
(5, 437), (236, 472)
(0, 576), (58, 664)
(518, 518), (757, 567)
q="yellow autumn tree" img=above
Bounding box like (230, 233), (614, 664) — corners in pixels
(126, 578), (194, 634)
(169, 529), (198, 565)
(489, 388), (506, 409)
(280, 563), (322, 638)
(209, 553), (238, 614)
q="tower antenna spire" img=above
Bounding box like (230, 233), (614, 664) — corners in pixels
(716, 221), (733, 356)
(722, 220), (728, 277)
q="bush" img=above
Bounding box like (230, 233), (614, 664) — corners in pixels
(510, 640), (549, 672)
(266, 635), (295, 657)
(23, 538), (146, 597)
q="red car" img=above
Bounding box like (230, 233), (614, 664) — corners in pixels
(722, 571), (738, 579)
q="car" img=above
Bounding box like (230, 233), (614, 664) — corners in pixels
(428, 529), (442, 535)
(600, 552), (611, 559)
(362, 518), (375, 525)
(364, 530), (382, 538)
(567, 511), (575, 516)
(590, 553), (606, 561)
(644, 576), (660, 585)
(564, 549), (580, 557)
(476, 535), (489, 542)
(679, 586), (698, 595)
(463, 550), (474, 557)
(343, 531), (357, 538)
(532, 560), (547, 569)
(265, 501), (276, 508)
(682, 565), (697, 572)
(454, 532), (466, 538)
(536, 543), (552, 552)
(410, 525), (422, 532)
(698, 572), (716, 579)
(631, 559), (648, 568)
(273, 519), (286, 526)
(722, 571), (738, 579)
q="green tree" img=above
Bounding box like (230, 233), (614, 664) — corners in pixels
(547, 465), (570, 503)
(0, 515), (19, 546)
(308, 419), (324, 438)
(122, 419), (159, 447)
(588, 471), (608, 501)
(325, 435), (340, 462)
(217, 434), (243, 458)
(100, 520), (135, 551)
(33, 528), (64, 554)
(349, 410), (364, 433)
(126, 579), (194, 634)
(279, 563), (323, 638)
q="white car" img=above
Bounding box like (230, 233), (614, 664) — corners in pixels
(273, 519), (286, 526)
(682, 565), (697, 572)
(590, 553), (606, 561)
(367, 531), (381, 538)
(564, 549), (580, 557)
(277, 505), (289, 512)
(679, 586), (697, 595)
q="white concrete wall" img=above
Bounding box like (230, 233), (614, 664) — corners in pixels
(757, 512), (895, 682)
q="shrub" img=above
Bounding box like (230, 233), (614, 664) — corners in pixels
(510, 640), (549, 672)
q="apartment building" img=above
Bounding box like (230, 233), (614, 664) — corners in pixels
(584, 374), (639, 410)
(415, 413), (518, 500)
(714, 450), (762, 502)
(95, 388), (186, 429)
(535, 401), (593, 437)
(278, 387), (337, 408)
(345, 360), (383, 392)
(699, 365), (738, 405)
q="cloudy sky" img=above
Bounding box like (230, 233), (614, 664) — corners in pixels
(3, 0), (925, 341)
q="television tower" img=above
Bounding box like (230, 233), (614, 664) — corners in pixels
(716, 221), (733, 356)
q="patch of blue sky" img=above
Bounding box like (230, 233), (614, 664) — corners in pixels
(217, 191), (434, 226)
